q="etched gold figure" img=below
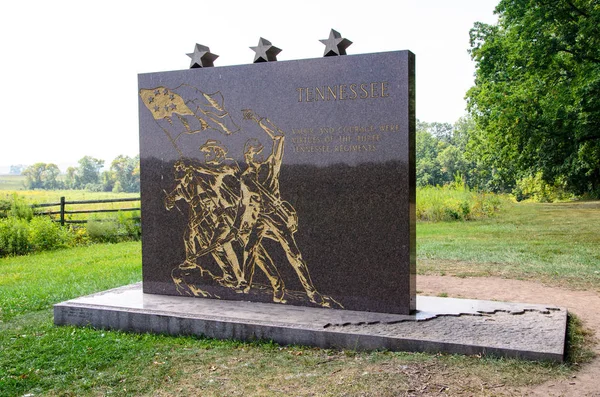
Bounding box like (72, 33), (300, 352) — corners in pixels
(164, 153), (242, 295)
(237, 110), (333, 307)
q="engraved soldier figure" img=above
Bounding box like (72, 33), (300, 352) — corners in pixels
(197, 139), (287, 303)
(237, 110), (330, 307)
(164, 156), (242, 294)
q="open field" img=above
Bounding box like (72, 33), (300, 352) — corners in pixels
(0, 175), (26, 191)
(0, 190), (140, 224)
(0, 189), (139, 205)
(418, 201), (600, 291)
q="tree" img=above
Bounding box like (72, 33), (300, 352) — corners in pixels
(427, 122), (455, 145)
(22, 163), (61, 189)
(416, 119), (476, 187)
(416, 129), (445, 187)
(22, 163), (45, 189)
(110, 155), (140, 193)
(41, 163), (61, 189)
(467, 0), (600, 196)
(75, 156), (104, 188)
(64, 166), (77, 189)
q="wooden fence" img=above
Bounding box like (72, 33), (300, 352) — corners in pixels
(33, 197), (141, 226)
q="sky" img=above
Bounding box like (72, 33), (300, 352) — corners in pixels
(0, 0), (499, 172)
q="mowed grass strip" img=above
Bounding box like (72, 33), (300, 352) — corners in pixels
(0, 242), (141, 321)
(418, 201), (600, 290)
(0, 175), (26, 191)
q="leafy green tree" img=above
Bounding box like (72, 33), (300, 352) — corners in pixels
(101, 170), (115, 192)
(64, 167), (77, 189)
(467, 0), (600, 196)
(22, 163), (61, 190)
(427, 122), (454, 145)
(22, 163), (45, 189)
(75, 156), (104, 188)
(110, 155), (140, 193)
(40, 163), (61, 189)
(416, 129), (445, 187)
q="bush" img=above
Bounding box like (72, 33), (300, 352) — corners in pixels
(86, 217), (122, 243)
(29, 217), (73, 251)
(117, 211), (141, 240)
(417, 185), (505, 222)
(86, 211), (142, 243)
(70, 226), (91, 246)
(0, 198), (11, 218)
(513, 173), (575, 202)
(0, 217), (31, 256)
(85, 183), (104, 192)
(8, 194), (34, 221)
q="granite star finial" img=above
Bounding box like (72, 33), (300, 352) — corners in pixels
(187, 43), (219, 68)
(319, 29), (352, 57)
(250, 37), (281, 63)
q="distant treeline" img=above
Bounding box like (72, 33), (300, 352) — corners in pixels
(417, 116), (581, 202)
(16, 155), (140, 193)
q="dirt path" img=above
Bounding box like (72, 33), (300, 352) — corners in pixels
(418, 275), (600, 397)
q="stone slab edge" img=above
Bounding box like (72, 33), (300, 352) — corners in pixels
(54, 288), (566, 363)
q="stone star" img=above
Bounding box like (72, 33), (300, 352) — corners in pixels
(186, 43), (219, 68)
(250, 37), (281, 63)
(319, 29), (352, 57)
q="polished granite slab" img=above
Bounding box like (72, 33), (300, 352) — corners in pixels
(54, 283), (566, 362)
(138, 51), (416, 314)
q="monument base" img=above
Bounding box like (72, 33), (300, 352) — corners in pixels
(54, 283), (566, 362)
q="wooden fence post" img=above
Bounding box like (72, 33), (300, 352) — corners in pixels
(60, 196), (65, 226)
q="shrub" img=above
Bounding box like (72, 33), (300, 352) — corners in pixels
(417, 185), (505, 222)
(513, 173), (575, 202)
(0, 217), (31, 256)
(85, 183), (104, 192)
(117, 210), (141, 240)
(29, 217), (73, 251)
(86, 211), (141, 243)
(70, 226), (90, 246)
(0, 198), (11, 218)
(8, 194), (34, 221)
(86, 217), (122, 243)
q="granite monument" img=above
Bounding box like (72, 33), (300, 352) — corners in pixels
(138, 48), (415, 314)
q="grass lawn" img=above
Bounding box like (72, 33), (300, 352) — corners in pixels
(1, 201), (598, 395)
(0, 175), (26, 191)
(418, 201), (600, 290)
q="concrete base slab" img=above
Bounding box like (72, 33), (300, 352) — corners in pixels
(54, 283), (567, 362)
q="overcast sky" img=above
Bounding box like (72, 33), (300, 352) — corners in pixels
(0, 0), (499, 172)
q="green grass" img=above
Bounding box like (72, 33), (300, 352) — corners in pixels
(0, 175), (26, 191)
(418, 201), (600, 290)
(0, 189), (139, 204)
(0, 242), (141, 321)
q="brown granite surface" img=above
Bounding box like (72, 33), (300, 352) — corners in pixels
(138, 51), (415, 314)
